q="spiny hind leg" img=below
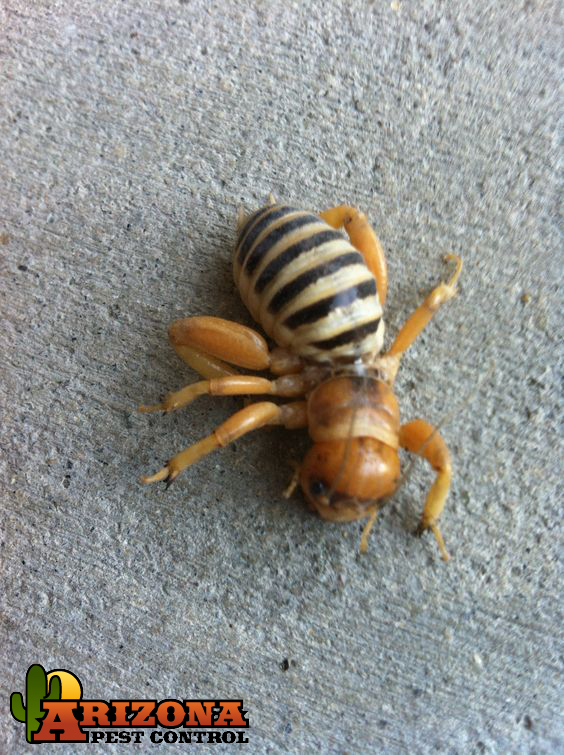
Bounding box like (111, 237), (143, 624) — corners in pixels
(168, 316), (270, 377)
(399, 419), (452, 562)
(319, 205), (388, 307)
(387, 256), (462, 358)
(168, 316), (304, 378)
(141, 400), (307, 487)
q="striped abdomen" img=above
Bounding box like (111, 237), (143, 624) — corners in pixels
(233, 204), (385, 363)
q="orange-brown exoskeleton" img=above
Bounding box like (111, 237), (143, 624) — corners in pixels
(140, 198), (462, 560)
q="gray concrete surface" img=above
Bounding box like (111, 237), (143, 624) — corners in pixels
(1, 1), (562, 752)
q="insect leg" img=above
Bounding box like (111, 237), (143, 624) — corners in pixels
(169, 346), (239, 379)
(319, 205), (388, 307)
(387, 256), (462, 358)
(399, 419), (452, 562)
(167, 316), (306, 378)
(359, 507), (379, 554)
(141, 400), (307, 486)
(168, 316), (271, 377)
(139, 374), (313, 413)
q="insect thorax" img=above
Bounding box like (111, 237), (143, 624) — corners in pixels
(306, 373), (400, 449)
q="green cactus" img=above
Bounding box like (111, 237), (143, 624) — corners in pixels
(10, 664), (61, 743)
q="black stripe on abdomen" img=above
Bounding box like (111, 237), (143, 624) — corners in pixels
(267, 251), (364, 314)
(255, 229), (344, 294)
(282, 279), (377, 329)
(237, 205), (277, 246)
(236, 206), (298, 266)
(243, 214), (321, 277)
(312, 318), (382, 351)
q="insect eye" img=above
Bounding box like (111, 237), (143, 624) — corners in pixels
(310, 479), (326, 497)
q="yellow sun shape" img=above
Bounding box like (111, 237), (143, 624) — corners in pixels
(47, 670), (83, 700)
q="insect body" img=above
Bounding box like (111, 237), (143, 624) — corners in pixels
(140, 199), (462, 561)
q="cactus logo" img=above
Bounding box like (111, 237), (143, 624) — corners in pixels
(10, 663), (250, 745)
(10, 664), (83, 744)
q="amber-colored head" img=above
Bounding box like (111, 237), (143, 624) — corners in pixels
(300, 438), (400, 522)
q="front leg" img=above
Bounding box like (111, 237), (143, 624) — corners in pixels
(399, 419), (452, 561)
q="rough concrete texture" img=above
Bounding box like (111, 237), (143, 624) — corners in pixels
(1, 1), (562, 752)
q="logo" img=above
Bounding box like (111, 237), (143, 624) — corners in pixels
(11, 664), (249, 745)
